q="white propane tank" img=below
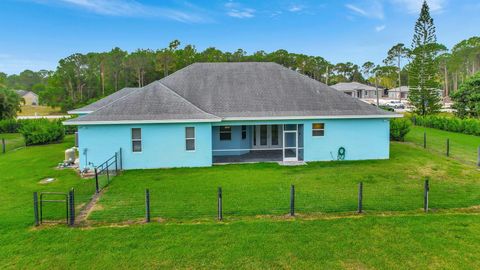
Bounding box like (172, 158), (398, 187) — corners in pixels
(65, 148), (76, 164)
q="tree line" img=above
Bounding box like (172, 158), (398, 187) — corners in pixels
(0, 3), (478, 115)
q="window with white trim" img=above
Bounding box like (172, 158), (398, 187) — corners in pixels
(312, 123), (325, 137)
(131, 128), (142, 152)
(241, 125), (247, 139)
(219, 126), (231, 141)
(185, 127), (195, 151)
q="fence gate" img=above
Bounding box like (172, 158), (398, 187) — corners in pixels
(39, 192), (69, 224)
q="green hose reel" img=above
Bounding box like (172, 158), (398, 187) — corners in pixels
(337, 147), (346, 161)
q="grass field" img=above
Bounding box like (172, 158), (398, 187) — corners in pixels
(17, 105), (62, 116)
(0, 133), (25, 152)
(89, 142), (480, 222)
(1, 132), (480, 268)
(405, 125), (480, 165)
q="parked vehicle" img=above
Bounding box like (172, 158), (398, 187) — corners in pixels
(384, 101), (405, 109)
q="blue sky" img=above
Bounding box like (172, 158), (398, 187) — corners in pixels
(1, 0), (479, 74)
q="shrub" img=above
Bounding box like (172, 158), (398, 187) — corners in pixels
(0, 119), (21, 133)
(19, 119), (65, 145)
(390, 118), (412, 141)
(410, 114), (480, 136)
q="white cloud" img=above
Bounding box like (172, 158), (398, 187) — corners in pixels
(32, 0), (209, 23)
(375, 24), (386, 32)
(225, 1), (255, 18)
(345, 1), (384, 19)
(391, 0), (447, 14)
(346, 4), (368, 16)
(288, 5), (304, 12)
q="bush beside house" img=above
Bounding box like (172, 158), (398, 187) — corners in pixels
(19, 119), (65, 145)
(390, 118), (412, 141)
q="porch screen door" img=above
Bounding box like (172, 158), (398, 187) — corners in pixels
(283, 124), (298, 162)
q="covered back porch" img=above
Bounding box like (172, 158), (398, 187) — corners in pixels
(212, 124), (304, 164)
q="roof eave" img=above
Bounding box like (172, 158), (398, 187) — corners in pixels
(63, 118), (222, 126)
(221, 114), (402, 121)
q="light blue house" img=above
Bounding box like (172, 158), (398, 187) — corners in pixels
(65, 63), (400, 170)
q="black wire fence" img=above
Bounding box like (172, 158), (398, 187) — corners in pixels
(1, 136), (26, 154)
(407, 128), (480, 167)
(83, 178), (480, 224)
(33, 150), (122, 226)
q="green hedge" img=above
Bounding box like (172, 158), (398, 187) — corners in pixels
(0, 118), (76, 134)
(390, 118), (412, 141)
(0, 119), (22, 133)
(19, 119), (65, 145)
(410, 114), (480, 136)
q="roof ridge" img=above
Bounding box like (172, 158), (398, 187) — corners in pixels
(271, 63), (389, 115)
(156, 81), (221, 119)
(82, 87), (143, 115)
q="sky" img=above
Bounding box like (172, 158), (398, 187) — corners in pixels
(1, 0), (479, 74)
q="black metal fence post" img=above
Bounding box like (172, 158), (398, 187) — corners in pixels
(145, 189), (151, 223)
(1, 138), (5, 154)
(68, 188), (75, 226)
(446, 139), (450, 157)
(115, 152), (118, 174)
(424, 179), (429, 212)
(423, 132), (427, 148)
(106, 163), (110, 185)
(290, 184), (295, 216)
(217, 187), (223, 221)
(33, 192), (39, 226)
(94, 168), (99, 193)
(119, 147), (123, 171)
(74, 132), (78, 147)
(358, 182), (363, 214)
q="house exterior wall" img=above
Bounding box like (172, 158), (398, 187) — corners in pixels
(77, 122), (212, 170)
(76, 118), (390, 170)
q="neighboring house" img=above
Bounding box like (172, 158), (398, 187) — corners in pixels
(388, 86), (443, 100)
(16, 90), (39, 105)
(65, 62), (400, 170)
(330, 82), (383, 99)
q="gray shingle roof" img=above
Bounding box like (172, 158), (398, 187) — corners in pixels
(160, 62), (393, 118)
(388, 86), (409, 93)
(331, 82), (380, 92)
(67, 82), (219, 123)
(68, 87), (138, 114)
(67, 62), (396, 124)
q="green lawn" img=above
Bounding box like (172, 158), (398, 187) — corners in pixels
(405, 125), (480, 166)
(89, 142), (480, 222)
(0, 133), (25, 153)
(1, 132), (480, 269)
(17, 105), (62, 116)
(0, 136), (96, 226)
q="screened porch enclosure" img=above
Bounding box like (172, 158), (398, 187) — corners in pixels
(212, 124), (304, 164)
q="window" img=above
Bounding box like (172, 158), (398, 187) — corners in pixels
(131, 128), (142, 152)
(312, 123), (325, 137)
(219, 126), (231, 141)
(241, 126), (247, 139)
(185, 127), (195, 151)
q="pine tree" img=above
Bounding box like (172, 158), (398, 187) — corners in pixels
(408, 1), (442, 115)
